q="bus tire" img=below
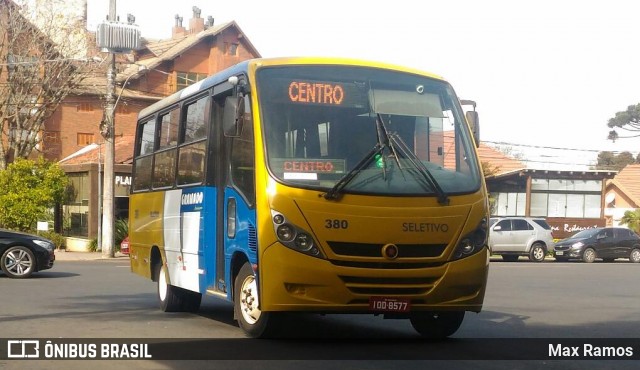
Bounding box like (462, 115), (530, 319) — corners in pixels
(181, 290), (202, 313)
(234, 262), (277, 338)
(409, 311), (465, 339)
(156, 263), (183, 312)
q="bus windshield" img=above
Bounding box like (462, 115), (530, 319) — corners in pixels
(257, 65), (481, 197)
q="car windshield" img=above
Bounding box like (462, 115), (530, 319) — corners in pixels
(256, 65), (481, 197)
(570, 228), (601, 239)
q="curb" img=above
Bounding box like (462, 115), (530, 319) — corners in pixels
(54, 251), (129, 261)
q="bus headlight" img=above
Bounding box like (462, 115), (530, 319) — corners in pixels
(271, 210), (325, 259)
(276, 224), (295, 242)
(452, 217), (488, 261)
(294, 233), (314, 251)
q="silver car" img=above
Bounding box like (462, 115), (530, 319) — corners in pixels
(489, 217), (555, 262)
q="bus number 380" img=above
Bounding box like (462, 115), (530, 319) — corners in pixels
(325, 219), (348, 229)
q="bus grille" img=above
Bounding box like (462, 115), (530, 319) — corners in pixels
(338, 275), (438, 295)
(327, 241), (447, 258)
(248, 224), (257, 253)
(330, 260), (443, 269)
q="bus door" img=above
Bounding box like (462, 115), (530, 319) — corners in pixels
(203, 79), (254, 296)
(219, 78), (257, 296)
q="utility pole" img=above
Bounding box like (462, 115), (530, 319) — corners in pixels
(101, 0), (117, 258)
(97, 0), (139, 258)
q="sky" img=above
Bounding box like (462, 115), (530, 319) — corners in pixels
(85, 0), (640, 169)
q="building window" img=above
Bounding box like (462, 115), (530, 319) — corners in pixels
(44, 131), (61, 144)
(492, 192), (526, 216)
(176, 72), (207, 91)
(226, 43), (238, 56)
(77, 133), (94, 146)
(530, 179), (602, 218)
(64, 173), (89, 237)
(116, 104), (130, 115)
(77, 103), (94, 112)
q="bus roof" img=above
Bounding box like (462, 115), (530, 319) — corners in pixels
(137, 57), (447, 121)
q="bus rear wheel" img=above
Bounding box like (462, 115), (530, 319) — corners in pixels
(409, 311), (465, 339)
(234, 262), (278, 338)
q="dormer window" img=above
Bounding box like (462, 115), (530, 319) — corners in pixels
(225, 42), (238, 56)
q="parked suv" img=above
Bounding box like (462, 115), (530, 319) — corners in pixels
(489, 217), (555, 262)
(553, 227), (640, 263)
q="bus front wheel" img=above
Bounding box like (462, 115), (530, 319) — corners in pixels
(234, 262), (278, 338)
(409, 311), (465, 339)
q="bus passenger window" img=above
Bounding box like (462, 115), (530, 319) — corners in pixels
(133, 156), (152, 190)
(159, 108), (180, 149)
(177, 142), (206, 185)
(183, 96), (209, 143)
(138, 119), (156, 155)
(153, 150), (177, 188)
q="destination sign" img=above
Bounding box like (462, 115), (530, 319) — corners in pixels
(272, 158), (346, 175)
(288, 81), (345, 105)
(261, 77), (368, 109)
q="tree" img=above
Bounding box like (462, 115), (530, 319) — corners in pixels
(0, 158), (68, 231)
(481, 161), (501, 178)
(607, 103), (640, 142)
(620, 209), (640, 234)
(595, 151), (637, 171)
(0, 0), (100, 169)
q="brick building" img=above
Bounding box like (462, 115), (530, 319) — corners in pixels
(49, 8), (260, 247)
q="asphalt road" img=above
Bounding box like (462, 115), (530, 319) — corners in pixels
(1, 258), (639, 369)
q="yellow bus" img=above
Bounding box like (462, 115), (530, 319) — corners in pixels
(129, 57), (489, 338)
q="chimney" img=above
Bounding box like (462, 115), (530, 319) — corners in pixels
(172, 14), (187, 39)
(189, 6), (205, 34)
(206, 16), (214, 29)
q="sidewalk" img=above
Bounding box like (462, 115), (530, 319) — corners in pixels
(54, 250), (129, 261)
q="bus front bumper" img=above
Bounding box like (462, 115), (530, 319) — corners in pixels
(259, 244), (489, 313)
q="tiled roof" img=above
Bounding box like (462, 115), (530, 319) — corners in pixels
(477, 144), (526, 175)
(609, 164), (640, 207)
(145, 38), (184, 57)
(59, 135), (135, 165)
(442, 132), (525, 176)
(117, 21), (261, 83)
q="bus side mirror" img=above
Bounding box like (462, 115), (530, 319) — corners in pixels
(223, 96), (242, 137)
(466, 110), (480, 147)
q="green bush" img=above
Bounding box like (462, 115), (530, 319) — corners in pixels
(38, 230), (66, 250)
(88, 238), (98, 252)
(0, 158), (68, 232)
(115, 219), (128, 246)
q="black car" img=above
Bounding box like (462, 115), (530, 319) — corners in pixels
(553, 227), (640, 263)
(0, 229), (55, 278)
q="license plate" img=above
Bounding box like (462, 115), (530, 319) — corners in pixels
(369, 297), (411, 312)
(555, 251), (564, 256)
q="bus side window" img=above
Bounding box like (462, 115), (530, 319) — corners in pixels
(177, 95), (209, 185)
(132, 118), (156, 191)
(229, 94), (255, 206)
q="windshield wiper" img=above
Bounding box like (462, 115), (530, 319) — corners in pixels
(323, 114), (449, 205)
(324, 114), (391, 200)
(323, 144), (384, 200)
(379, 115), (449, 205)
